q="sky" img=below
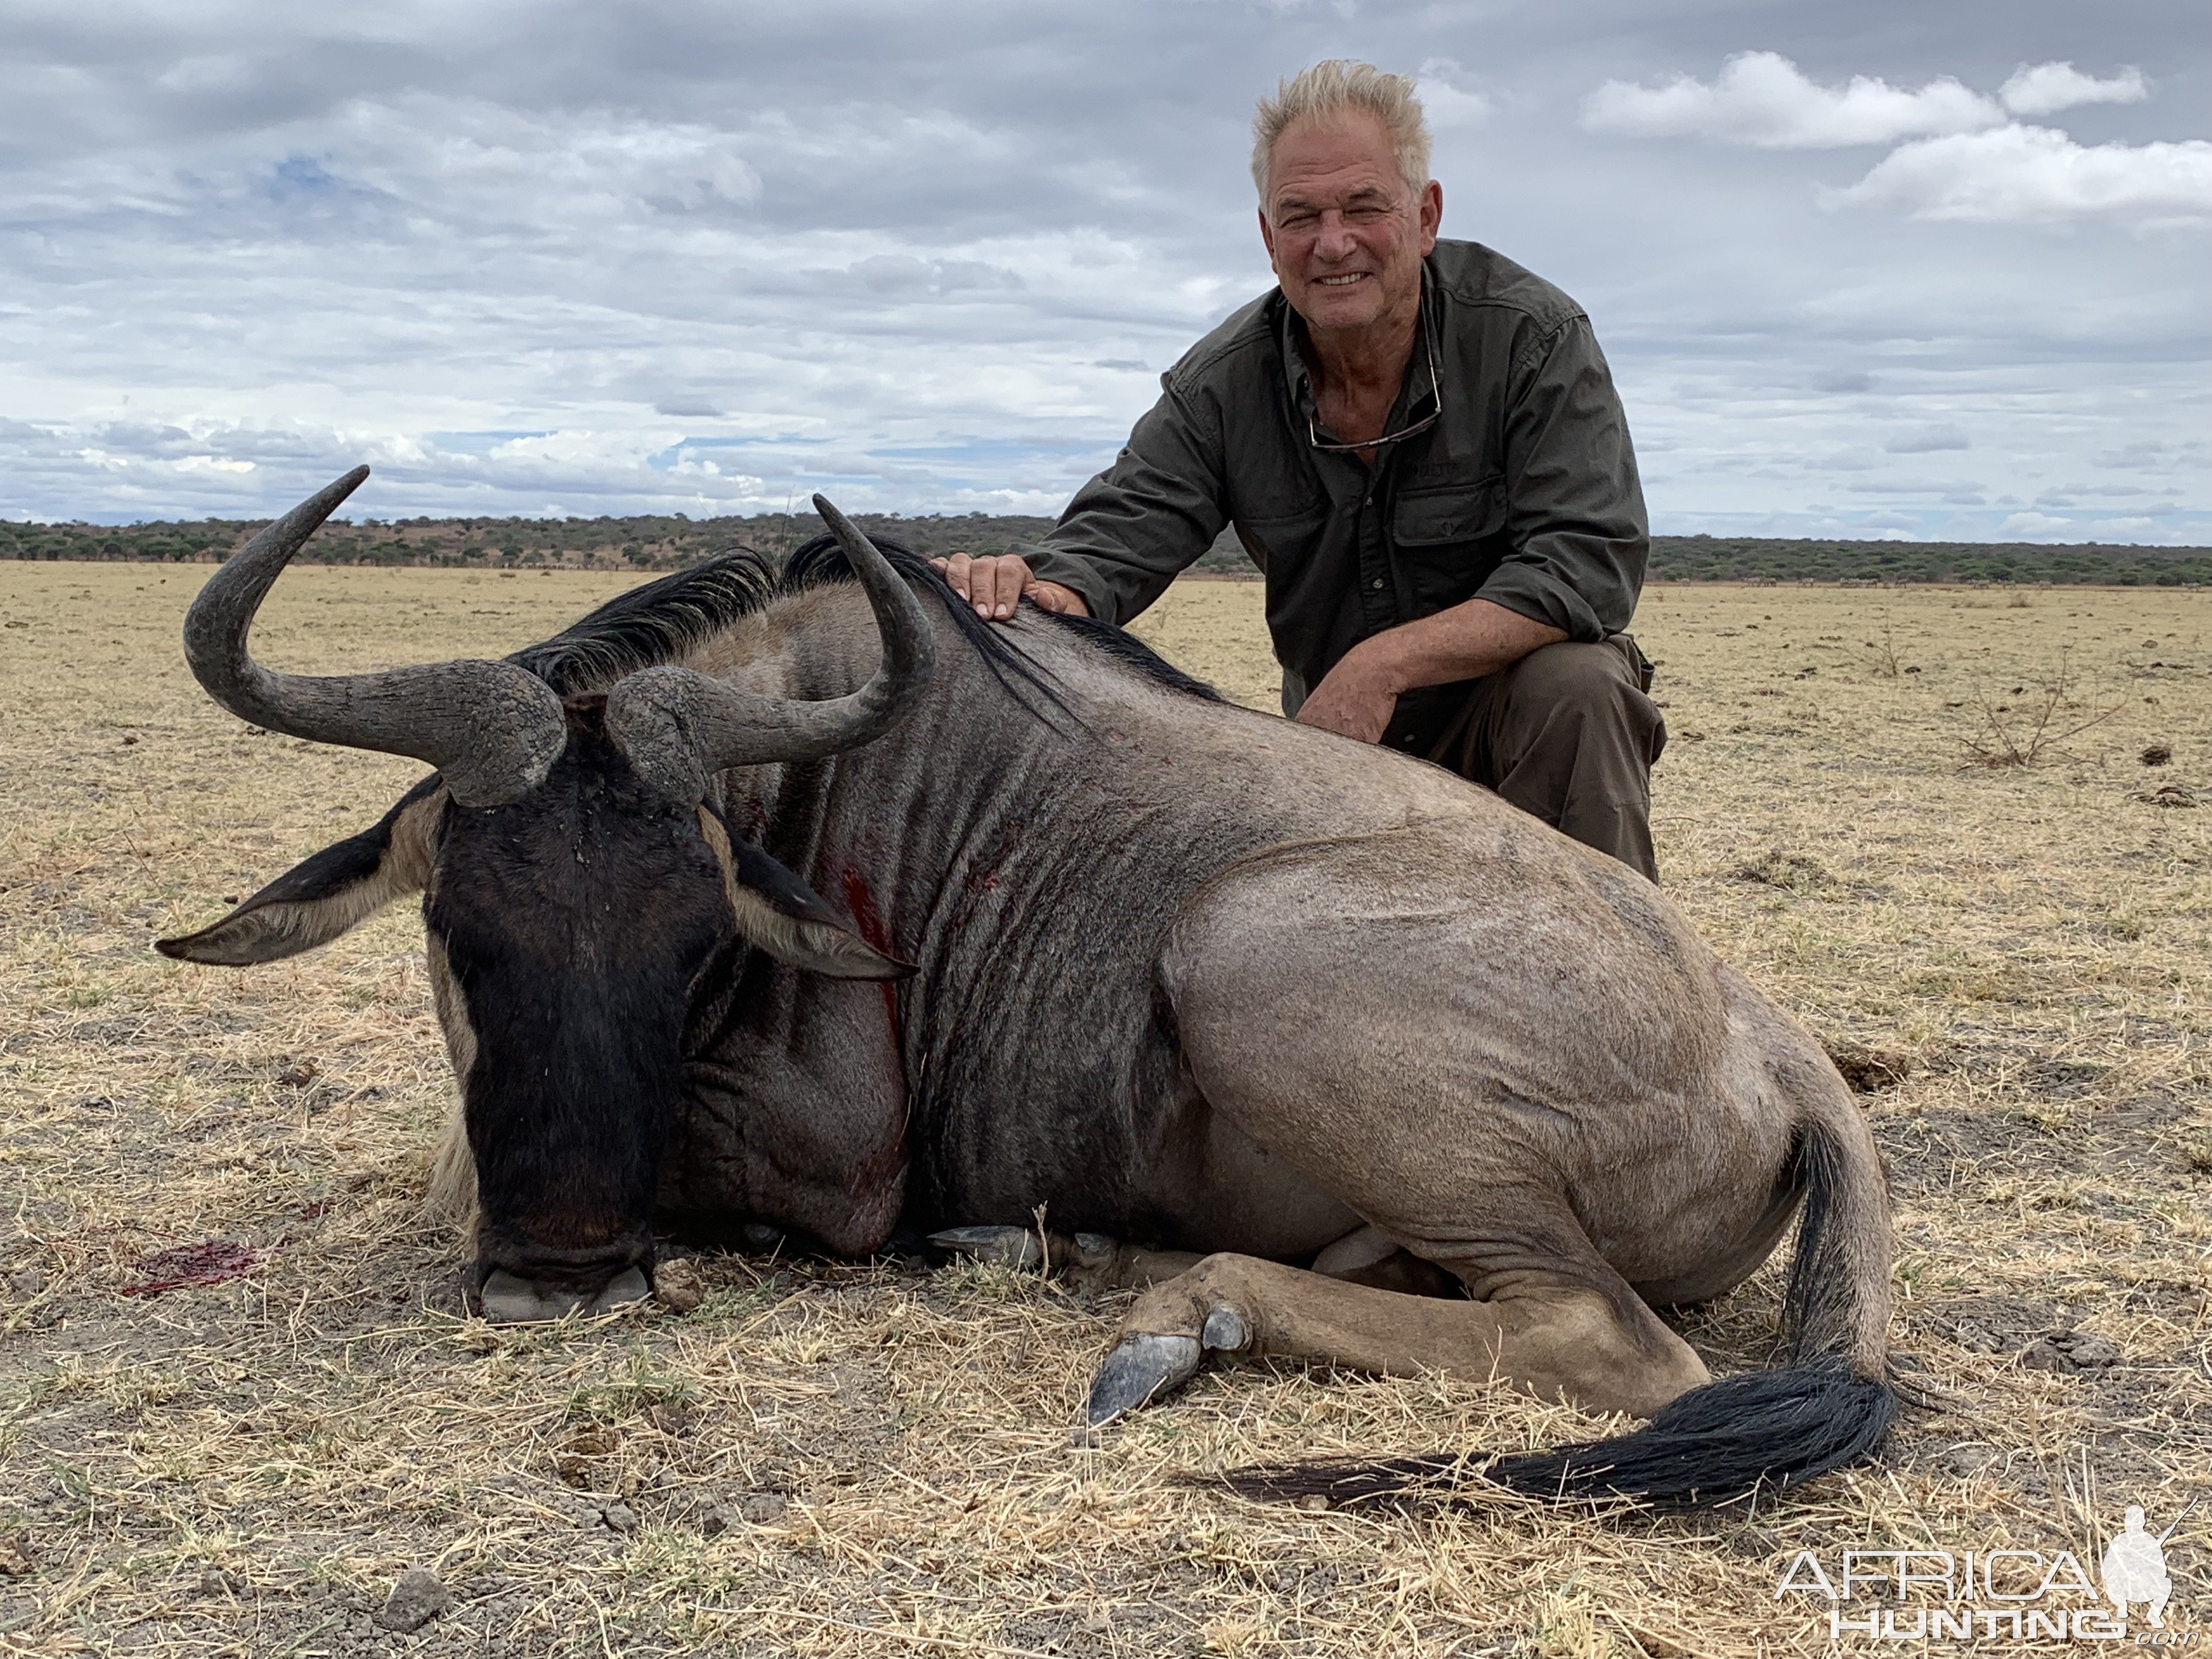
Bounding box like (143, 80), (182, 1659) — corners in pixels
(2, 0), (2206, 543)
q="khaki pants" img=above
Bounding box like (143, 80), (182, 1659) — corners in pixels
(1385, 633), (1666, 882)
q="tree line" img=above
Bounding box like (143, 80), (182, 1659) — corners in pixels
(3, 512), (2207, 586)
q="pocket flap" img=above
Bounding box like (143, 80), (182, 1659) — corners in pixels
(1393, 480), (1504, 546)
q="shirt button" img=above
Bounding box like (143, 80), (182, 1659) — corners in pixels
(1369, 577), (1384, 590)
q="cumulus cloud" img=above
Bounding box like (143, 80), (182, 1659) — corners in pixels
(1836, 125), (2212, 228)
(1416, 59), (1492, 129)
(1582, 52), (2002, 148)
(1999, 510), (2078, 537)
(1999, 62), (2150, 118)
(1, 4), (2203, 543)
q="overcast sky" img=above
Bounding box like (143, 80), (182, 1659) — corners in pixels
(3, 0), (2205, 542)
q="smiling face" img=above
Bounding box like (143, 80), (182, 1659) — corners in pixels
(1258, 111), (1441, 345)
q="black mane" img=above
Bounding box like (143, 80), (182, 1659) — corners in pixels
(509, 532), (1222, 711)
(1035, 608), (1226, 703)
(509, 552), (778, 696)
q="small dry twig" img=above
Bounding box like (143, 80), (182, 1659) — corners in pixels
(1961, 650), (2123, 768)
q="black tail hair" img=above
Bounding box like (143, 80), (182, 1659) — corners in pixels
(1226, 1111), (1898, 1511)
(1224, 1356), (1896, 1511)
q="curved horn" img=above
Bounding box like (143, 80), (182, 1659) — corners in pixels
(182, 466), (567, 808)
(605, 494), (936, 802)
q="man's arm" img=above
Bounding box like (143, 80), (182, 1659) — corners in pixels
(1295, 598), (1565, 742)
(934, 378), (1228, 625)
(1481, 313), (1647, 642)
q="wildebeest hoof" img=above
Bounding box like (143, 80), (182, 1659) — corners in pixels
(1086, 1333), (1202, 1426)
(1201, 1304), (1250, 1353)
(589, 1266), (651, 1313)
(929, 1225), (1043, 1269)
(479, 1266), (650, 1323)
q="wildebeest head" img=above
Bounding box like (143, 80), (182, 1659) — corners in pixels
(157, 468), (934, 1319)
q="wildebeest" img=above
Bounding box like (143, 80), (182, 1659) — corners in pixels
(159, 467), (1900, 1508)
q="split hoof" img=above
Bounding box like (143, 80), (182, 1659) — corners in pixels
(589, 1266), (651, 1314)
(1086, 1333), (1202, 1426)
(479, 1265), (650, 1324)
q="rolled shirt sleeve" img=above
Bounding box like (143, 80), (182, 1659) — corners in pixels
(1016, 379), (1229, 628)
(1475, 315), (1647, 643)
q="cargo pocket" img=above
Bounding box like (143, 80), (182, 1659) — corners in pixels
(1392, 478), (1508, 612)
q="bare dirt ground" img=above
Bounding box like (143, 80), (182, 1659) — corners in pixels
(3, 563), (2208, 1657)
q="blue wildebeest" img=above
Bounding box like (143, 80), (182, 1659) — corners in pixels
(159, 467), (1900, 1508)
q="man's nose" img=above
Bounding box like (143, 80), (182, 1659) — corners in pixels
(1312, 216), (1360, 262)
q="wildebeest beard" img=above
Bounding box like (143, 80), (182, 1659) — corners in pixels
(434, 696), (733, 1301)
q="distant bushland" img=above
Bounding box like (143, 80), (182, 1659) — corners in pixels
(3, 512), (2205, 586)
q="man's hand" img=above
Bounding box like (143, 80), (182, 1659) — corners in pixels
(1294, 599), (1569, 745)
(1294, 644), (1402, 743)
(929, 552), (1090, 622)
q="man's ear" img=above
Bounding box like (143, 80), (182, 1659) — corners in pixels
(697, 808), (913, 982)
(157, 777), (447, 967)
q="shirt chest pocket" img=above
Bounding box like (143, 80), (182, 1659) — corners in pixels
(1391, 478), (1508, 612)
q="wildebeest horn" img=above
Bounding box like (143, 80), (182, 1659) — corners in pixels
(605, 494), (937, 802)
(180, 466), (567, 808)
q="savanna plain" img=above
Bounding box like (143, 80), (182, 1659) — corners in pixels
(3, 562), (2209, 1658)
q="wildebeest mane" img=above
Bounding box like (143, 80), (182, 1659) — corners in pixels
(509, 531), (1218, 717)
(783, 532), (1082, 722)
(1036, 609), (1225, 703)
(510, 551), (780, 696)
(787, 533), (1221, 707)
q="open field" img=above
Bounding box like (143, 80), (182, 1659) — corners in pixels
(3, 563), (2210, 1656)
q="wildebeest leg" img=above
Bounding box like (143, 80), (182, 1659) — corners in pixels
(931, 1221), (1453, 1298)
(932, 1226), (1203, 1291)
(1086, 1246), (1709, 1426)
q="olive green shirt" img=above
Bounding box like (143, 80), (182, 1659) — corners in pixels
(1022, 239), (1647, 738)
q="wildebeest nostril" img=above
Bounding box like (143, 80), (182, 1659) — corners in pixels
(478, 1266), (650, 1324)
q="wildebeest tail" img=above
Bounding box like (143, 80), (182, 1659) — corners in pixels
(1226, 1107), (1899, 1511)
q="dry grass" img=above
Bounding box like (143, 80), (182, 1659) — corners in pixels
(3, 564), (2210, 1657)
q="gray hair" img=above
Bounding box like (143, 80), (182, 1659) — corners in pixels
(1251, 60), (1434, 205)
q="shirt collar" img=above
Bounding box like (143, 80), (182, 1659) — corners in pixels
(1278, 255), (1443, 442)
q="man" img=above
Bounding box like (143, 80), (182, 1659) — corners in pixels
(936, 60), (1663, 878)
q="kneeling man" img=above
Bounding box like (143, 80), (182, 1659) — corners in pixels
(940, 59), (1664, 878)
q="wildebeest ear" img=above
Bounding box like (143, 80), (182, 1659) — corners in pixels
(156, 778), (447, 967)
(697, 809), (914, 981)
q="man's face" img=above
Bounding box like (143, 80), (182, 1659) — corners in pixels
(1259, 112), (1442, 341)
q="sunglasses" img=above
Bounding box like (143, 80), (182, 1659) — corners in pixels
(1307, 337), (1441, 454)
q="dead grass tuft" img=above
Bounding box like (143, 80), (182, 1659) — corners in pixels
(3, 567), (2209, 1654)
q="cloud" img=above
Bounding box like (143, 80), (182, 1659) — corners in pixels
(1998, 511), (2075, 536)
(1, 4), (2203, 542)
(1416, 60), (1492, 130)
(1835, 124), (2212, 228)
(1884, 425), (1970, 453)
(1999, 63), (2150, 118)
(1582, 52), (2001, 149)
